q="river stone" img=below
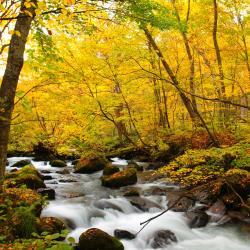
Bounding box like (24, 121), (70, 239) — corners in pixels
(123, 188), (140, 197)
(42, 175), (53, 180)
(114, 229), (136, 240)
(186, 210), (209, 228)
(40, 170), (52, 174)
(207, 200), (227, 223)
(167, 192), (195, 212)
(101, 168), (137, 188)
(75, 157), (108, 174)
(94, 200), (123, 212)
(56, 169), (70, 174)
(129, 197), (162, 211)
(11, 159), (31, 168)
(37, 187), (56, 200)
(149, 230), (177, 249)
(78, 228), (124, 250)
(50, 159), (67, 168)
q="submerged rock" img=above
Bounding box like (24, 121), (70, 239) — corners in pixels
(128, 197), (162, 211)
(186, 210), (209, 228)
(101, 168), (137, 188)
(149, 230), (177, 249)
(75, 157), (108, 174)
(78, 228), (124, 250)
(114, 229), (135, 240)
(11, 159), (31, 168)
(127, 162), (143, 172)
(50, 159), (67, 168)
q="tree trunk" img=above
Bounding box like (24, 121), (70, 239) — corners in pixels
(0, 0), (37, 179)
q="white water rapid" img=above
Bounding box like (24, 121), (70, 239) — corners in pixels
(7, 157), (250, 250)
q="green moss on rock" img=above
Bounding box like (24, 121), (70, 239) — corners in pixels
(78, 228), (124, 250)
(103, 164), (120, 176)
(101, 168), (137, 188)
(50, 159), (67, 168)
(75, 157), (108, 174)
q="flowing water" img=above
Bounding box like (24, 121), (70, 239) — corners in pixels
(7, 157), (250, 250)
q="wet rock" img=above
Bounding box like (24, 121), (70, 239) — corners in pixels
(103, 164), (120, 176)
(114, 229), (135, 240)
(56, 169), (70, 174)
(43, 175), (53, 180)
(128, 197), (162, 211)
(222, 193), (241, 209)
(37, 187), (55, 200)
(40, 170), (52, 174)
(167, 192), (195, 212)
(149, 230), (177, 249)
(123, 188), (140, 197)
(39, 217), (66, 234)
(11, 159), (31, 168)
(138, 170), (166, 183)
(186, 210), (209, 228)
(75, 157), (108, 174)
(50, 159), (67, 168)
(207, 200), (226, 223)
(227, 211), (250, 223)
(94, 200), (123, 212)
(102, 168), (137, 188)
(150, 188), (167, 196)
(78, 228), (124, 250)
(58, 179), (77, 183)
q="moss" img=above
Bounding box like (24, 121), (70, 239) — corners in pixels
(75, 157), (108, 174)
(102, 168), (137, 188)
(79, 228), (124, 250)
(50, 160), (67, 168)
(4, 165), (46, 190)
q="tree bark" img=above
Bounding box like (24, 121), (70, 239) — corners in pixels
(0, 0), (37, 179)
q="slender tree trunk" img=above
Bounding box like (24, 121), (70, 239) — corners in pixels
(0, 0), (37, 179)
(143, 27), (219, 147)
(172, 0), (197, 109)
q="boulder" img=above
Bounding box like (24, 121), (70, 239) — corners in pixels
(103, 164), (120, 176)
(75, 157), (108, 174)
(207, 200), (227, 223)
(4, 165), (46, 190)
(129, 197), (162, 211)
(114, 229), (135, 240)
(186, 210), (209, 228)
(149, 230), (177, 249)
(50, 159), (67, 168)
(78, 228), (124, 250)
(101, 168), (137, 188)
(37, 187), (56, 200)
(11, 159), (31, 168)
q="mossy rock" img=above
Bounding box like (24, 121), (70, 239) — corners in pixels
(101, 168), (137, 188)
(103, 164), (120, 176)
(4, 165), (46, 190)
(50, 159), (67, 168)
(38, 217), (66, 234)
(75, 157), (108, 174)
(11, 159), (31, 168)
(78, 228), (124, 250)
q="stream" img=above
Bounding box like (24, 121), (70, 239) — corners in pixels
(7, 157), (250, 250)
